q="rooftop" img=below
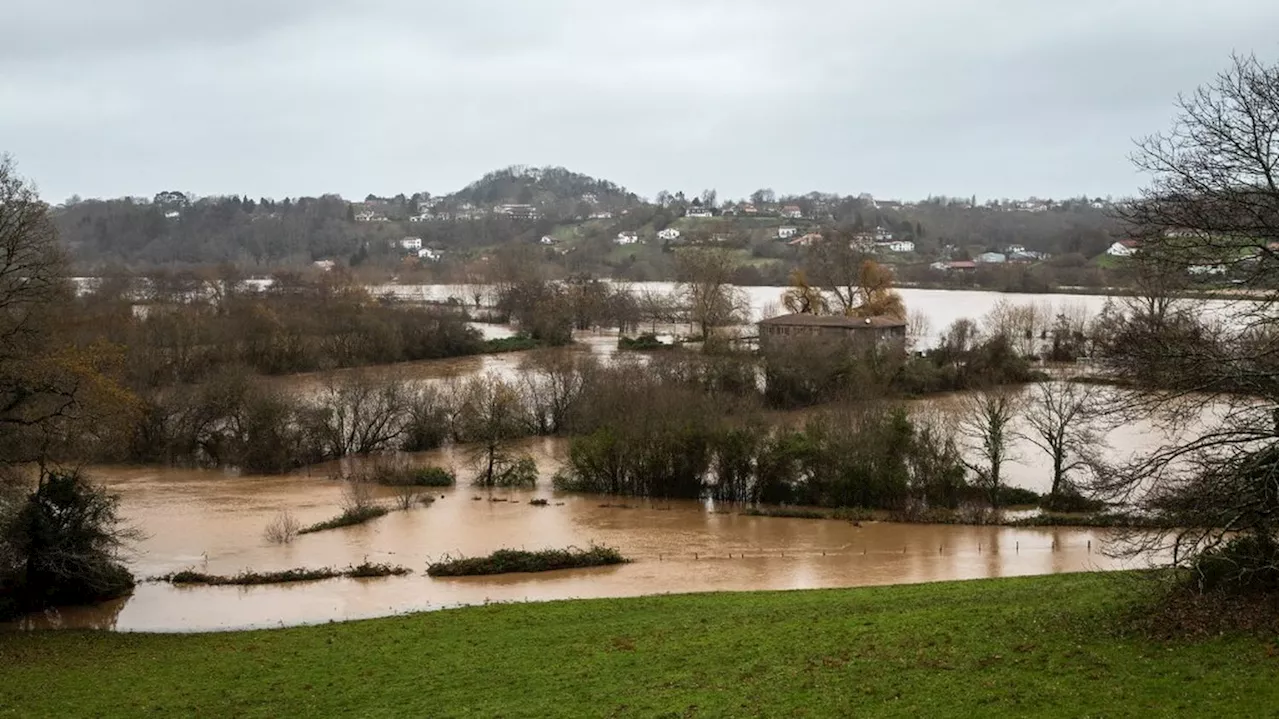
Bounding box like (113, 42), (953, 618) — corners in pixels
(758, 313), (906, 329)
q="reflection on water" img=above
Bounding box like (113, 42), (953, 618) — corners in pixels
(4, 439), (1155, 633)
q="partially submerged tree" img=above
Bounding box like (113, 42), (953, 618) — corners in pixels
(455, 375), (533, 487)
(956, 388), (1021, 509)
(674, 247), (746, 338)
(1092, 54), (1279, 592)
(1019, 381), (1105, 507)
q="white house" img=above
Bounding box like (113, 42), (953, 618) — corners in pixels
(657, 228), (681, 241)
(164, 210), (180, 220)
(589, 211), (614, 219)
(1004, 244), (1026, 254)
(417, 247), (442, 261)
(875, 240), (915, 253)
(615, 231), (639, 245)
(400, 237), (423, 251)
(313, 260), (336, 271)
(1106, 240), (1138, 257)
(685, 208), (713, 218)
(540, 235), (558, 245)
(776, 226), (799, 239)
(780, 205), (803, 219)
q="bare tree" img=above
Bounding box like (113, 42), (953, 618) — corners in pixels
(674, 248), (746, 338)
(804, 232), (866, 315)
(956, 388), (1022, 509)
(313, 375), (410, 457)
(455, 375), (530, 487)
(519, 350), (596, 435)
(0, 156), (137, 468)
(1092, 55), (1278, 589)
(1019, 381), (1105, 506)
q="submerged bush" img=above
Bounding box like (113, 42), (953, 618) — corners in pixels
(298, 505), (390, 535)
(155, 562), (410, 585)
(378, 465), (456, 487)
(263, 510), (300, 544)
(426, 545), (629, 577)
(0, 471), (135, 620)
(474, 456), (538, 489)
(618, 333), (675, 351)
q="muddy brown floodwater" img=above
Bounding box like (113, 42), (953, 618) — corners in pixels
(5, 437), (1159, 633)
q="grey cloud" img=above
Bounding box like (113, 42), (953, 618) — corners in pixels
(2, 0), (1275, 202)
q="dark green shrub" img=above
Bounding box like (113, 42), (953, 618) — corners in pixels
(0, 471), (135, 620)
(1188, 535), (1279, 594)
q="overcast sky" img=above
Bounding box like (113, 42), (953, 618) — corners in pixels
(3, 1), (1276, 203)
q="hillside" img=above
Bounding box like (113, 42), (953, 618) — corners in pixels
(51, 168), (1130, 285)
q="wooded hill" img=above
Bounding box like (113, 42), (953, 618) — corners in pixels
(53, 165), (1123, 280)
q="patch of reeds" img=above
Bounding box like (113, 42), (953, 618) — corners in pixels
(298, 505), (390, 534)
(154, 562), (410, 586)
(426, 545), (630, 577)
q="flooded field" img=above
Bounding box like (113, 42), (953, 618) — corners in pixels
(6, 435), (1159, 633)
(6, 285), (1215, 633)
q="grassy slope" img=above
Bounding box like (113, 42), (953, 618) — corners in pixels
(0, 573), (1273, 718)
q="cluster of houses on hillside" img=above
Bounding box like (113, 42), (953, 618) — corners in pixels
(390, 236), (442, 261)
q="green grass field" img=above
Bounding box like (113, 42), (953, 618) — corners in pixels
(0, 572), (1273, 718)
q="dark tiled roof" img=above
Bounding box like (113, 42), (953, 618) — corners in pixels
(758, 313), (906, 329)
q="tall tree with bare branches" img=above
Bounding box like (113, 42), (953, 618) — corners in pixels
(1092, 55), (1278, 591)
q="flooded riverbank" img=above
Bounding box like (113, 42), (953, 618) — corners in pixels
(5, 438), (1156, 633)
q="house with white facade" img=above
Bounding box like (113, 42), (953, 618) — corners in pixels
(780, 205), (803, 219)
(589, 210), (614, 219)
(417, 247), (442, 261)
(685, 207), (713, 218)
(875, 240), (915, 253)
(399, 237), (423, 251)
(776, 226), (799, 240)
(615, 231), (639, 245)
(540, 235), (558, 245)
(657, 228), (681, 241)
(1106, 240), (1139, 257)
